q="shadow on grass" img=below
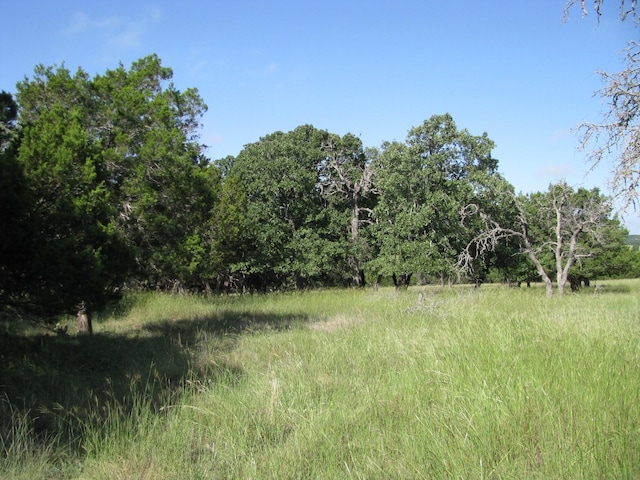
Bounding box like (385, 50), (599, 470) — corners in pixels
(0, 309), (310, 458)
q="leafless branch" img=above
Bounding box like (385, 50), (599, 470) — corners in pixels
(576, 39), (640, 212)
(564, 0), (639, 22)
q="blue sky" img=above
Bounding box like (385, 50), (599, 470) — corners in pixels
(2, 1), (638, 231)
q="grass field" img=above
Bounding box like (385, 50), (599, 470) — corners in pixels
(1, 281), (639, 479)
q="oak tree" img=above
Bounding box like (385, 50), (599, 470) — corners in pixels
(318, 133), (377, 287)
(461, 181), (614, 296)
(369, 114), (498, 287)
(229, 125), (333, 290)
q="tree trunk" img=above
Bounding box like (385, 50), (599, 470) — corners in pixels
(393, 273), (411, 289)
(348, 254), (365, 287)
(557, 227), (581, 297)
(348, 208), (365, 287)
(557, 270), (569, 297)
(543, 278), (554, 297)
(526, 250), (554, 297)
(77, 302), (92, 335)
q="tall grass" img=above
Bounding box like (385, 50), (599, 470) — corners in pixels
(2, 281), (639, 478)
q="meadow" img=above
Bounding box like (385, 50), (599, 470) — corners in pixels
(1, 281), (639, 479)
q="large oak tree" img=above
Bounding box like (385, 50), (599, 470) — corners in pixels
(369, 113), (499, 287)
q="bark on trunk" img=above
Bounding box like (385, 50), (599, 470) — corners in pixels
(348, 207), (365, 287)
(557, 271), (568, 297)
(77, 302), (92, 335)
(526, 250), (554, 297)
(522, 228), (555, 297)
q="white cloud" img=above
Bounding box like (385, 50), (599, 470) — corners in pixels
(110, 25), (143, 49)
(536, 163), (573, 178)
(202, 131), (225, 148)
(65, 12), (91, 34)
(64, 9), (161, 50)
(65, 12), (126, 36)
(265, 62), (279, 75)
(188, 60), (209, 79)
(549, 127), (572, 142)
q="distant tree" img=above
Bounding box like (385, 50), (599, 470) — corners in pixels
(460, 172), (533, 286)
(570, 219), (640, 282)
(369, 114), (498, 287)
(318, 133), (377, 287)
(200, 172), (249, 291)
(461, 182), (614, 297)
(365, 141), (415, 287)
(626, 234), (640, 249)
(229, 125), (336, 290)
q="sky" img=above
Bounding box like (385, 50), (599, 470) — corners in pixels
(2, 1), (639, 232)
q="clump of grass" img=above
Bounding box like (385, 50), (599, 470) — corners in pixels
(0, 396), (66, 480)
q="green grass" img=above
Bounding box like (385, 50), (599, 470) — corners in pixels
(1, 281), (639, 478)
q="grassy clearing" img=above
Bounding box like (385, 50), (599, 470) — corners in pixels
(1, 281), (639, 478)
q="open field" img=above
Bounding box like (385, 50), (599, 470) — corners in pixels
(1, 280), (639, 479)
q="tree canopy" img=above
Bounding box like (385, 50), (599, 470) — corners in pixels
(3, 55), (212, 319)
(369, 114), (500, 286)
(0, 55), (636, 324)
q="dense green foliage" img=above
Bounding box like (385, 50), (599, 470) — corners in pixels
(1, 55), (638, 318)
(2, 56), (213, 316)
(368, 114), (501, 286)
(1, 284), (639, 478)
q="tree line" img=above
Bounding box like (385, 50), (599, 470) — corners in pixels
(1, 55), (639, 326)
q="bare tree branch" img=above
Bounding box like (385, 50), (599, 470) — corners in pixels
(564, 0), (639, 22)
(564, 2), (640, 213)
(459, 182), (612, 296)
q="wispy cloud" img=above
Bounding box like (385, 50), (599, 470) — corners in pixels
(202, 131), (225, 149)
(549, 127), (573, 142)
(537, 163), (573, 178)
(64, 8), (161, 50)
(265, 62), (279, 75)
(183, 59), (210, 83)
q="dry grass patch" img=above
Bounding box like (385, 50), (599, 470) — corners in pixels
(309, 313), (364, 332)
